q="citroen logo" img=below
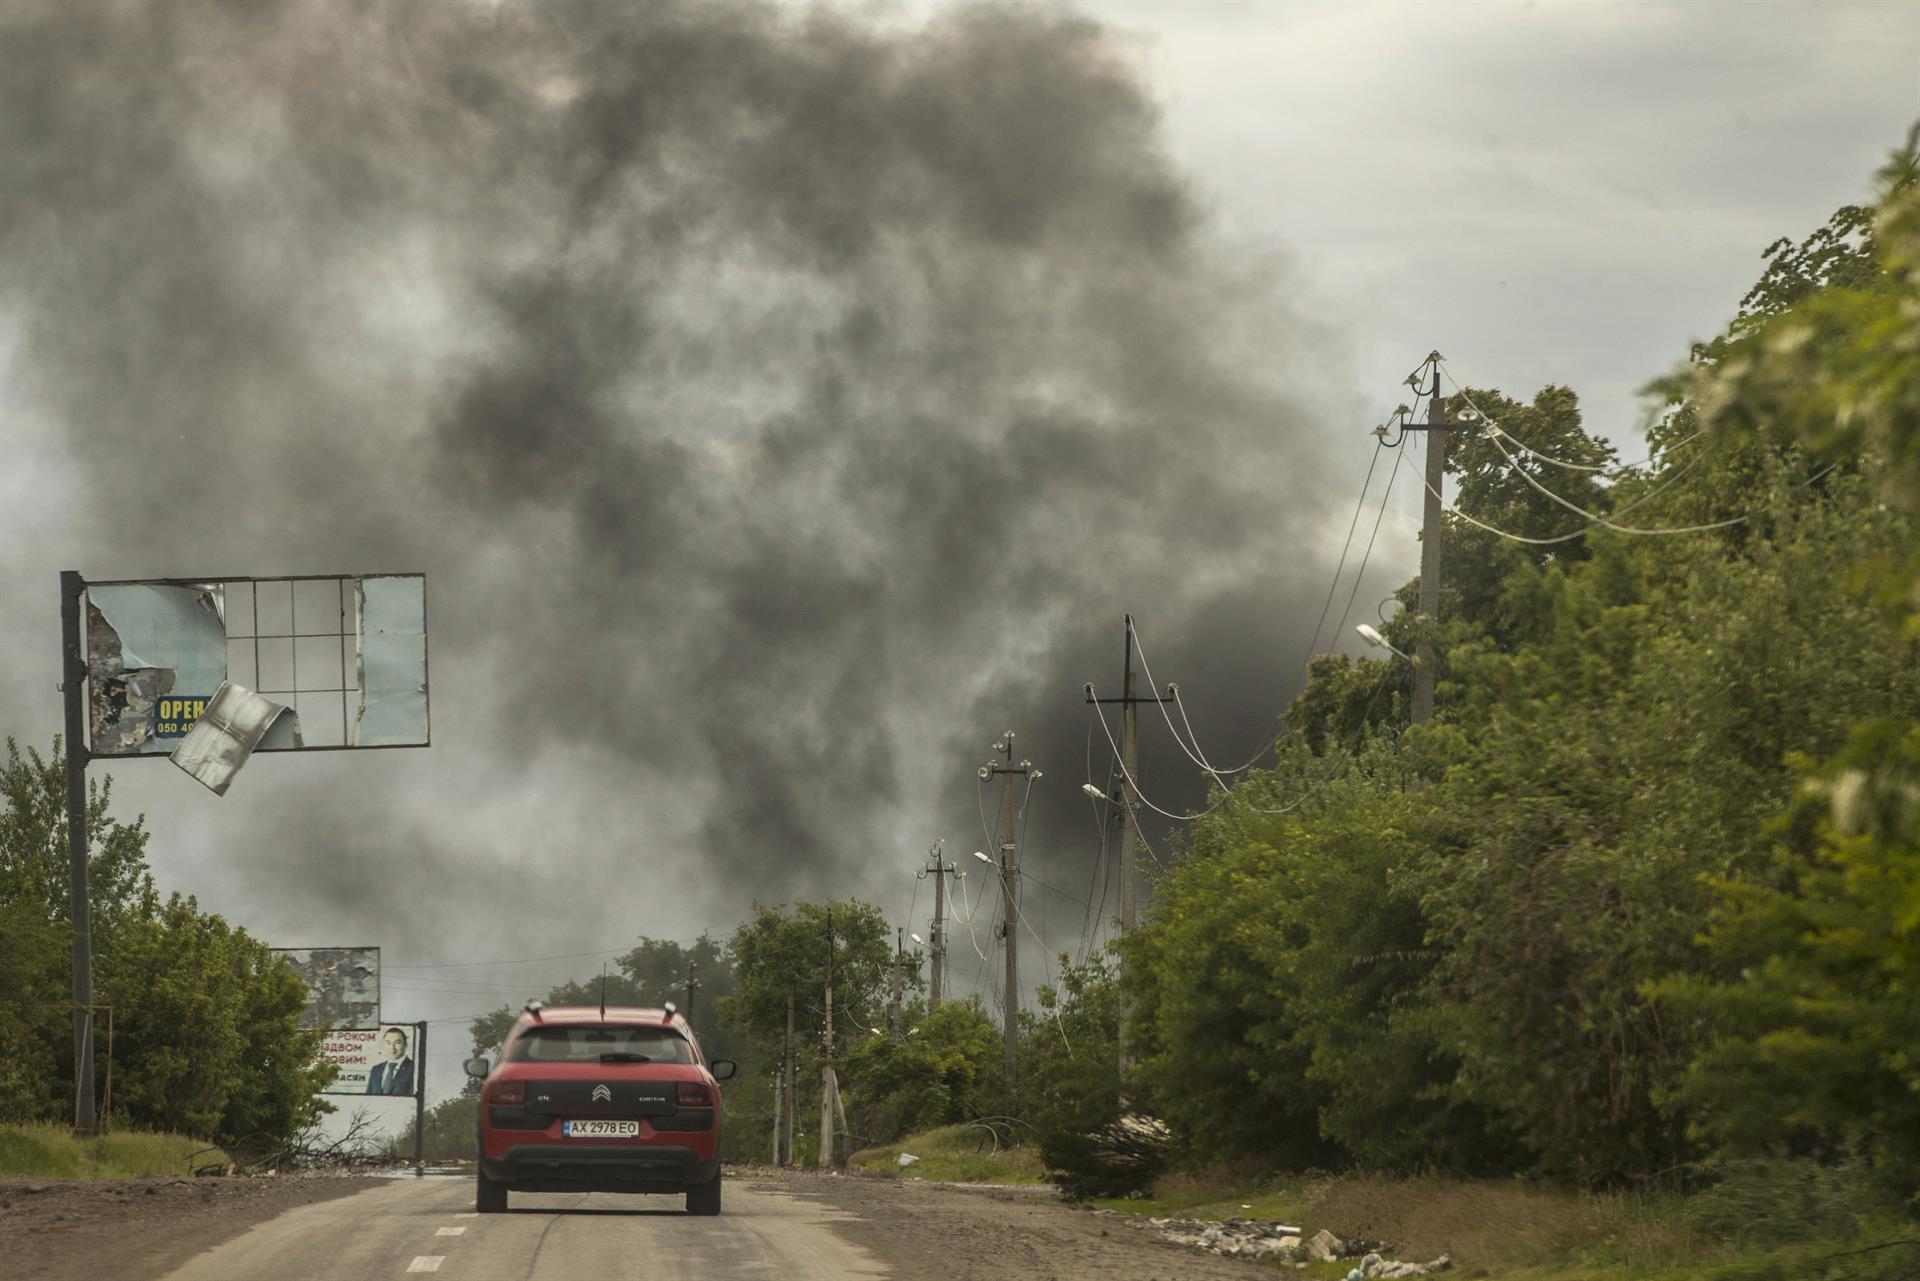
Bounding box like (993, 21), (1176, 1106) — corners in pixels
(591, 1084), (613, 1102)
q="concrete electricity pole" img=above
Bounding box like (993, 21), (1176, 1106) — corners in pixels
(817, 910), (837, 1170)
(919, 840), (956, 1007)
(978, 735), (1038, 1102)
(917, 841), (956, 1014)
(1084, 615), (1174, 1072)
(684, 958), (700, 1026)
(770, 1068), (782, 1164)
(1410, 353), (1447, 724)
(888, 928), (905, 1040)
(782, 985), (796, 1167)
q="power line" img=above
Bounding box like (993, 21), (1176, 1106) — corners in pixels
(1442, 368), (1761, 538)
(1087, 691), (1223, 823)
(1019, 867), (1090, 908)
(1208, 400), (1423, 776)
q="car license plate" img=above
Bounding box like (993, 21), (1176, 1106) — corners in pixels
(564, 1119), (639, 1138)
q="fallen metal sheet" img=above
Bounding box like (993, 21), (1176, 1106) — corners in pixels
(170, 680), (302, 796)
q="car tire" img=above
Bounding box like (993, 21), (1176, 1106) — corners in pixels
(476, 1168), (508, 1214)
(686, 1169), (722, 1216)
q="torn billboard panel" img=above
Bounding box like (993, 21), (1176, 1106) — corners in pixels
(169, 681), (298, 795)
(82, 574), (429, 759)
(272, 946), (381, 1030)
(354, 576), (429, 746)
(86, 584), (227, 755)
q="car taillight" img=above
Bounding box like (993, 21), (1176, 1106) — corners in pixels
(677, 1081), (712, 1107)
(491, 1080), (526, 1105)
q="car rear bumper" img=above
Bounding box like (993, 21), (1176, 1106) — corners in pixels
(481, 1142), (718, 1192)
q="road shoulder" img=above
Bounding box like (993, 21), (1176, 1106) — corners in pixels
(740, 1167), (1284, 1280)
(0, 1174), (380, 1281)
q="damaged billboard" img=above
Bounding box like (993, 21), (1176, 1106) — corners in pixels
(83, 575), (429, 779)
(274, 946), (382, 1030)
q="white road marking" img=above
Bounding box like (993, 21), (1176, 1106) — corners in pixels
(453, 1212), (479, 1218)
(435, 1227), (467, 1236)
(406, 1258), (444, 1273)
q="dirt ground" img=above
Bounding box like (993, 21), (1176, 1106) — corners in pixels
(0, 1172), (367, 1281)
(744, 1166), (1280, 1281)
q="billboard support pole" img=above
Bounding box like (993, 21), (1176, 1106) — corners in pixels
(413, 1021), (427, 1176)
(61, 571), (98, 1135)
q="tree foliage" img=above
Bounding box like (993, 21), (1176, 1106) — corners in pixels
(1119, 124), (1920, 1190)
(0, 738), (329, 1141)
(839, 997), (1006, 1144)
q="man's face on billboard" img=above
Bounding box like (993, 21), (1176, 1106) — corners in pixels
(384, 1030), (406, 1059)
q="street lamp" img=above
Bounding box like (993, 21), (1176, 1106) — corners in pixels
(1356, 623), (1414, 663)
(1080, 783), (1105, 800)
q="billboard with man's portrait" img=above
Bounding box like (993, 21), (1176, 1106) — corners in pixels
(273, 946), (380, 1030)
(317, 1024), (420, 1096)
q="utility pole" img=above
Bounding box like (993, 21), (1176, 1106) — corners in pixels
(771, 1068), (782, 1165)
(782, 985), (796, 1167)
(817, 910), (837, 1170)
(60, 570), (97, 1135)
(411, 1021), (427, 1176)
(888, 928), (904, 1041)
(684, 957), (700, 1026)
(978, 734), (1039, 1103)
(919, 840), (956, 1007)
(1409, 352), (1447, 724)
(1084, 615), (1174, 1073)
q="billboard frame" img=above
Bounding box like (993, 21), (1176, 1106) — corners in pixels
(82, 572), (431, 759)
(58, 568), (431, 1133)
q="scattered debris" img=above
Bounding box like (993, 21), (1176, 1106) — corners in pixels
(1111, 1211), (1452, 1274)
(897, 1153), (920, 1168)
(1350, 1252), (1453, 1278)
(1120, 1215), (1312, 1261)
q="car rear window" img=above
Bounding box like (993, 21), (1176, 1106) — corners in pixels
(507, 1025), (696, 1064)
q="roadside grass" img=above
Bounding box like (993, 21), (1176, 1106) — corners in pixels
(1308, 1175), (1711, 1279)
(0, 1122), (220, 1180)
(847, 1122), (1047, 1184)
(1092, 1168), (1918, 1280)
(1088, 1160), (1313, 1225)
(1082, 1175), (1889, 1281)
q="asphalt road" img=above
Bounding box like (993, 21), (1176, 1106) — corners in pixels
(156, 1175), (889, 1281)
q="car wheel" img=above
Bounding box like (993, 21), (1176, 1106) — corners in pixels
(476, 1168), (508, 1213)
(686, 1169), (722, 1216)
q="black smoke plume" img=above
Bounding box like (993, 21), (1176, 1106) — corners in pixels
(0, 0), (1373, 984)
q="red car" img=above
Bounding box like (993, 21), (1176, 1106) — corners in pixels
(464, 1002), (736, 1214)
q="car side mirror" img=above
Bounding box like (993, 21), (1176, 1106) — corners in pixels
(709, 1058), (738, 1082)
(463, 1056), (491, 1080)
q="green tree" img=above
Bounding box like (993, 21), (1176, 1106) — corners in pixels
(839, 997), (1005, 1144)
(1653, 723), (1920, 1196)
(466, 932), (739, 1077)
(0, 738), (329, 1140)
(720, 899), (898, 1046)
(1018, 953), (1125, 1182)
(1641, 126), (1920, 1203)
(389, 1095), (480, 1162)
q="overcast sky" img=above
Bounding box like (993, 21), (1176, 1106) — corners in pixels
(2, 0), (1914, 1113)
